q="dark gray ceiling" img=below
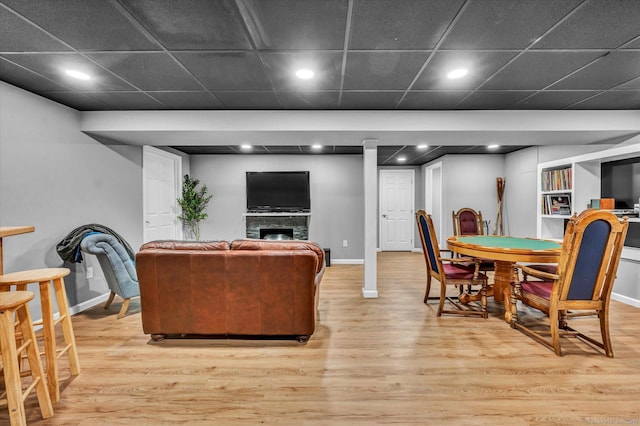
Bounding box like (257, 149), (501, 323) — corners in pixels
(1, 0), (639, 164)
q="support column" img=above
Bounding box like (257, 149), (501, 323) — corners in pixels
(362, 139), (378, 298)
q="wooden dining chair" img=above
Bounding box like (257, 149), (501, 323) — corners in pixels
(507, 210), (629, 357)
(452, 207), (484, 236)
(452, 207), (495, 280)
(416, 210), (489, 318)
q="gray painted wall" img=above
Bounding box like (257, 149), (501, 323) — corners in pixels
(0, 82), (143, 320)
(190, 154), (364, 260)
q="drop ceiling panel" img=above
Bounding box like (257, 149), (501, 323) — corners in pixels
(343, 51), (429, 90)
(2, 53), (138, 91)
(2, 0), (160, 51)
(348, 0), (465, 49)
(120, 0), (251, 50)
(535, 0), (640, 49)
(456, 90), (535, 109)
(278, 91), (340, 109)
(397, 91), (470, 109)
(81, 91), (163, 110)
(0, 57), (68, 91)
(569, 90), (640, 109)
(213, 91), (280, 109)
(440, 0), (582, 49)
(261, 52), (344, 90)
(339, 92), (404, 109)
(482, 51), (605, 90)
(550, 51), (640, 90)
(148, 91), (223, 109)
(413, 50), (518, 90)
(242, 0), (348, 50)
(39, 91), (107, 110)
(0, 7), (72, 52)
(173, 52), (272, 90)
(88, 52), (202, 91)
(515, 90), (598, 109)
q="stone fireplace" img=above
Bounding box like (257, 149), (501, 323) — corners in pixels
(244, 213), (310, 240)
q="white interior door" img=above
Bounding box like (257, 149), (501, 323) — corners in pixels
(380, 169), (415, 251)
(143, 146), (182, 242)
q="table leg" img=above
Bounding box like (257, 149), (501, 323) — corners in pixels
(493, 260), (516, 303)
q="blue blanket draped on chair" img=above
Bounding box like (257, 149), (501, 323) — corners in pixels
(80, 233), (139, 319)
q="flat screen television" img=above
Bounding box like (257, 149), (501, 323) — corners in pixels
(601, 156), (640, 210)
(601, 156), (640, 248)
(246, 171), (310, 213)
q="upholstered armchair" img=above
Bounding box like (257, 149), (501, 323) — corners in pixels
(80, 233), (139, 319)
(507, 210), (629, 357)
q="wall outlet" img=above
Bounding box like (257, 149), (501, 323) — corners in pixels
(86, 266), (93, 279)
(342, 239), (348, 248)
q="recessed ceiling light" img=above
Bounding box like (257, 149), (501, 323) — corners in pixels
(65, 69), (91, 80)
(397, 156), (406, 162)
(311, 144), (322, 150)
(240, 144), (252, 150)
(295, 69), (315, 79)
(417, 144), (428, 149)
(447, 68), (468, 79)
(488, 144), (500, 149)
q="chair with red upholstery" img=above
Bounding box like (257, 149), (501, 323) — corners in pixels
(452, 208), (484, 236)
(507, 210), (629, 357)
(416, 210), (489, 318)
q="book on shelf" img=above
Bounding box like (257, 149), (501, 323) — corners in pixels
(541, 167), (572, 192)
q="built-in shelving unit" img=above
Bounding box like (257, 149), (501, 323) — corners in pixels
(536, 142), (640, 260)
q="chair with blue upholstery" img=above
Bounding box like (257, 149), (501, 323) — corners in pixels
(80, 233), (140, 319)
(416, 210), (489, 318)
(507, 209), (629, 357)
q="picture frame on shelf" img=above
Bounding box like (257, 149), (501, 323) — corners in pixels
(549, 195), (571, 215)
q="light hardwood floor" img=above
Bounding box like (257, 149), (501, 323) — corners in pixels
(3, 252), (640, 425)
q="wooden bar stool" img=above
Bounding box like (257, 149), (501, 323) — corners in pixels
(0, 291), (53, 425)
(0, 268), (80, 404)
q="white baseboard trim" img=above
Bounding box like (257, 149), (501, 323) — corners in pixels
(361, 288), (379, 298)
(411, 248), (422, 253)
(68, 292), (110, 316)
(612, 292), (640, 308)
(331, 259), (364, 265)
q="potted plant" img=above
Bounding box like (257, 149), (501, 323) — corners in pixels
(177, 174), (212, 240)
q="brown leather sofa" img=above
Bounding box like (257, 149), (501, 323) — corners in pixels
(135, 239), (325, 342)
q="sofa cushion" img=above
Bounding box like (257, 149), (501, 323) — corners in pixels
(139, 240), (230, 251)
(231, 239), (325, 273)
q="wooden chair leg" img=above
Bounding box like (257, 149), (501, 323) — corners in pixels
(104, 291), (116, 309)
(117, 298), (131, 319)
(437, 283), (446, 317)
(599, 310), (613, 358)
(549, 308), (562, 356)
(423, 275), (431, 304)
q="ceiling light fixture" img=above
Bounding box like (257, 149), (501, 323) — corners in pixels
(488, 144), (500, 149)
(417, 144), (428, 149)
(65, 69), (91, 80)
(446, 68), (468, 79)
(295, 69), (315, 79)
(311, 144), (322, 150)
(397, 156), (406, 162)
(240, 144), (252, 150)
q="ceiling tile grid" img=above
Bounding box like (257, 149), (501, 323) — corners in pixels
(1, 0), (639, 112)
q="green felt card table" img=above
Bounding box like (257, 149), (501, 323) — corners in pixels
(446, 235), (562, 304)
